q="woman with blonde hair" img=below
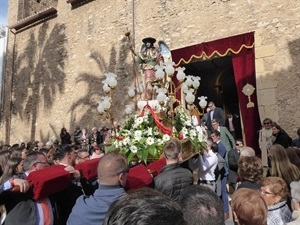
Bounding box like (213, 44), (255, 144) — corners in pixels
(269, 144), (300, 185)
(231, 188), (268, 225)
(260, 177), (292, 225)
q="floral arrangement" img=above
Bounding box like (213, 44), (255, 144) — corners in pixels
(109, 107), (207, 164)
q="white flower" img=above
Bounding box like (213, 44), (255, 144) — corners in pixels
(146, 127), (153, 136)
(146, 137), (155, 145)
(189, 129), (197, 138)
(181, 127), (188, 135)
(184, 120), (192, 127)
(130, 145), (138, 153)
(162, 134), (170, 142)
(135, 117), (144, 126)
(123, 137), (130, 145)
(156, 138), (164, 145)
(198, 132), (204, 142)
(134, 130), (142, 141)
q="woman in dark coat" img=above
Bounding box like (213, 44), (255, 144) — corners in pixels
(272, 122), (292, 148)
(60, 127), (72, 145)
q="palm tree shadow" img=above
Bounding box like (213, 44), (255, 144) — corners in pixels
(69, 36), (135, 130)
(12, 22), (68, 141)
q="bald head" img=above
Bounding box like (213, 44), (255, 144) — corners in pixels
(98, 152), (128, 185)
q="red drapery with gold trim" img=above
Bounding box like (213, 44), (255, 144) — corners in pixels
(171, 32), (261, 150)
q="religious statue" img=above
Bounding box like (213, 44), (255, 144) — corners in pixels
(134, 37), (172, 100)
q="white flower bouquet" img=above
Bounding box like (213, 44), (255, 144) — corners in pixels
(109, 107), (207, 164)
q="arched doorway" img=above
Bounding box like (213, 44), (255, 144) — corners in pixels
(171, 32), (261, 150)
(181, 56), (243, 140)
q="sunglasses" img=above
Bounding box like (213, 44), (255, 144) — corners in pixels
(115, 168), (130, 176)
(264, 122), (270, 125)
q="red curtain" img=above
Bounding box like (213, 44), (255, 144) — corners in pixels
(171, 32), (261, 150)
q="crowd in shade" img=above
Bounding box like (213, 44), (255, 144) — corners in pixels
(0, 111), (300, 225)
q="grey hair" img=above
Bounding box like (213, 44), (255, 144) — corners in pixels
(240, 146), (255, 157)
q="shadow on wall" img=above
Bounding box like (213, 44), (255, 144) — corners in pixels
(68, 35), (134, 132)
(11, 22), (68, 141)
(275, 38), (300, 136)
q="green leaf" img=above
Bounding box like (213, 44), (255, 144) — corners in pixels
(108, 145), (117, 152)
(142, 148), (149, 164)
(148, 145), (157, 157)
(127, 152), (135, 163)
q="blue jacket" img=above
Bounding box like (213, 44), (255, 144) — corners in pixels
(67, 185), (126, 225)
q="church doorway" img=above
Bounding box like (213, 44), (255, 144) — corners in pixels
(171, 32), (261, 149)
(181, 55), (240, 117)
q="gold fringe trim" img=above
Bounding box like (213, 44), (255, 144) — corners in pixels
(174, 43), (255, 66)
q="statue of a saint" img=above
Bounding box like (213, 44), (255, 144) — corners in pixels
(136, 37), (163, 100)
(134, 37), (172, 100)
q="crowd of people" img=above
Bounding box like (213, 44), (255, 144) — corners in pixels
(0, 102), (300, 225)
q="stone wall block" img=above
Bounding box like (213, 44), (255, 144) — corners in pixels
(256, 44), (276, 58)
(259, 88), (277, 106)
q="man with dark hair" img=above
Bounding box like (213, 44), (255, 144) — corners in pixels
(179, 185), (224, 225)
(154, 139), (193, 202)
(206, 101), (226, 132)
(67, 152), (128, 225)
(210, 130), (230, 220)
(103, 187), (185, 225)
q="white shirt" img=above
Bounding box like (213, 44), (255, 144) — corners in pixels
(198, 150), (218, 181)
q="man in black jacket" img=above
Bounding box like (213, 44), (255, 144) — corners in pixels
(154, 139), (193, 202)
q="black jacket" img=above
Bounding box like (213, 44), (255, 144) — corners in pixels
(154, 163), (193, 202)
(228, 149), (240, 184)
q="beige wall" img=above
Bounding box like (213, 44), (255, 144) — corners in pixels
(1, 0), (299, 144)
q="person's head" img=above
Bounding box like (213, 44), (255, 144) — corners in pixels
(208, 101), (216, 110)
(231, 188), (267, 225)
(211, 130), (220, 142)
(271, 122), (283, 135)
(56, 144), (77, 166)
(0, 150), (11, 176)
(238, 156), (263, 183)
(240, 146), (255, 157)
(262, 118), (272, 130)
(92, 143), (103, 154)
(104, 187), (185, 225)
(23, 151), (49, 173)
(142, 37), (156, 48)
(163, 139), (182, 163)
(61, 127), (67, 134)
(297, 128), (300, 138)
(75, 126), (80, 130)
(179, 185), (224, 225)
(45, 141), (53, 149)
(211, 119), (219, 131)
(206, 137), (213, 150)
(285, 147), (300, 170)
(235, 139), (244, 151)
(211, 142), (219, 154)
(290, 181), (300, 211)
(269, 144), (300, 184)
(260, 177), (289, 206)
(76, 148), (90, 164)
(98, 152), (128, 187)
(0, 157), (24, 184)
(92, 127), (98, 134)
(10, 148), (22, 158)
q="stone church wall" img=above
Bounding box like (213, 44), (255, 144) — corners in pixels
(1, 0), (299, 144)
